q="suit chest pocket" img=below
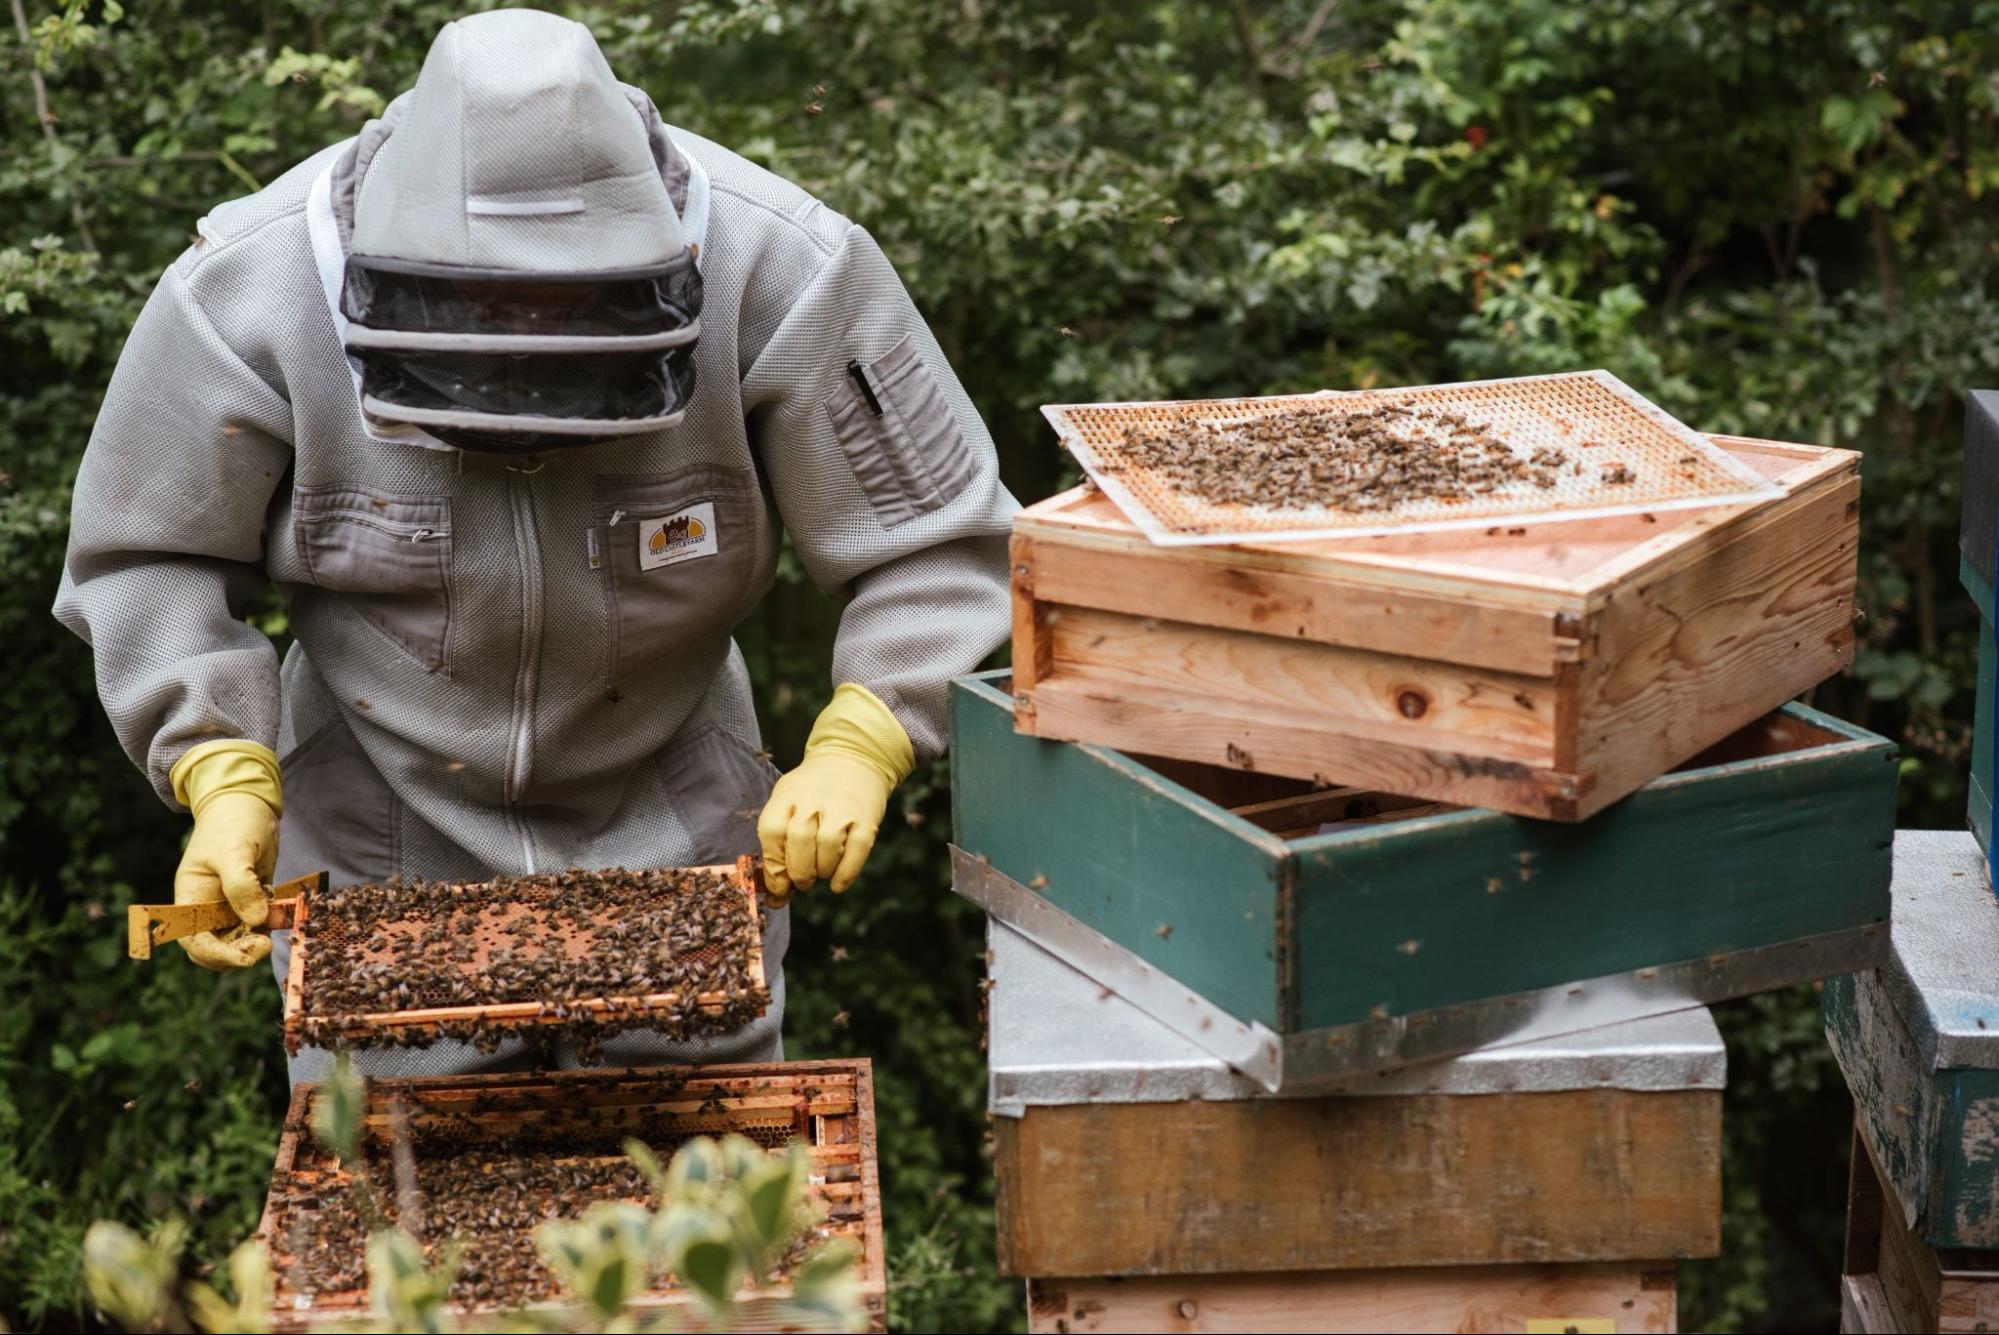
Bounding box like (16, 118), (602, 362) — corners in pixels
(292, 487), (452, 672)
(592, 468), (764, 688)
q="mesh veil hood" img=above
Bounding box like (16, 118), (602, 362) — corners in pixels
(350, 8), (686, 271)
(336, 9), (702, 451)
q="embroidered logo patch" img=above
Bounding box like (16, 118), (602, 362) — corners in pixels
(638, 502), (719, 570)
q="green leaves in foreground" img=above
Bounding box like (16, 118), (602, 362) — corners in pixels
(531, 1134), (864, 1332)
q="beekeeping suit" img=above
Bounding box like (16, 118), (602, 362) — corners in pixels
(53, 10), (1016, 1079)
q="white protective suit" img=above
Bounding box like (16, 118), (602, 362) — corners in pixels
(53, 11), (1018, 1079)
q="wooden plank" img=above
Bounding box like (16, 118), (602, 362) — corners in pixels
(1047, 605), (1559, 756)
(1572, 472), (1859, 815)
(1288, 707), (1894, 1030)
(993, 1089), (1720, 1277)
(1843, 1274), (1902, 1333)
(1026, 525), (1568, 674)
(1011, 533), (1052, 698)
(1023, 1262), (1678, 1333)
(1024, 676), (1571, 817)
(1848, 1121), (1886, 1278)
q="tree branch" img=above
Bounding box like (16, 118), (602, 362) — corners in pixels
(9, 0), (96, 252)
(1221, 0), (1265, 99)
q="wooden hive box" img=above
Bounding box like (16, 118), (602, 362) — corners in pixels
(258, 1060), (885, 1331)
(1825, 832), (1999, 1255)
(985, 917), (1721, 1286)
(1010, 433), (1859, 821)
(1843, 1121), (1999, 1333)
(954, 668), (1896, 1086)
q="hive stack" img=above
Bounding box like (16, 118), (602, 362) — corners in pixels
(1818, 389), (1999, 1334)
(954, 377), (1896, 1330)
(1824, 833), (1999, 1334)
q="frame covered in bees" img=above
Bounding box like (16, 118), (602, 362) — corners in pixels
(282, 856), (769, 1056)
(1010, 432), (1860, 821)
(258, 1060), (886, 1330)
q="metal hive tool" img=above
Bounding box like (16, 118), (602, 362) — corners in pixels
(1041, 368), (1782, 545)
(282, 856), (769, 1052)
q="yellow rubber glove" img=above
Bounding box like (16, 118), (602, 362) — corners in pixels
(168, 739), (284, 971)
(757, 683), (915, 906)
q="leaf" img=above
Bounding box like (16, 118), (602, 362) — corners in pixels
(675, 1237), (741, 1312)
(82, 1219), (181, 1331)
(311, 1052), (365, 1162)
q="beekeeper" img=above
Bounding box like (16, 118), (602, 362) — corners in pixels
(54, 9), (1016, 1076)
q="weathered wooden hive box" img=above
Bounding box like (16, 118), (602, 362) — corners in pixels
(1826, 832), (1999, 1259)
(259, 1060), (885, 1331)
(1010, 433), (1858, 821)
(987, 918), (1716, 1332)
(954, 668), (1896, 1085)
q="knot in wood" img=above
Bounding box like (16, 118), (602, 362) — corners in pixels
(1395, 689), (1430, 720)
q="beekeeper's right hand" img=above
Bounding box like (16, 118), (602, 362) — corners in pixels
(168, 740), (283, 970)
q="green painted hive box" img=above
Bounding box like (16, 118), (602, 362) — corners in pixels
(1825, 831), (1999, 1251)
(953, 669), (1896, 1088)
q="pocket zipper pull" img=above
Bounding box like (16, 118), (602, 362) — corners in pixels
(847, 359), (885, 417)
(409, 527), (436, 543)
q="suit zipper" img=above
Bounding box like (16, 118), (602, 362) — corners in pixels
(505, 471), (544, 873)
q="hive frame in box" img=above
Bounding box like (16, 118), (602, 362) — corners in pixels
(259, 1060), (885, 1331)
(282, 856), (768, 1050)
(1042, 369), (1782, 545)
(1011, 432), (1859, 821)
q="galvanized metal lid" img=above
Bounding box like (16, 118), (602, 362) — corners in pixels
(987, 918), (1725, 1116)
(1875, 830), (1999, 1070)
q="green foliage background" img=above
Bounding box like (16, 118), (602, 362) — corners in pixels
(3, 1), (1995, 1329)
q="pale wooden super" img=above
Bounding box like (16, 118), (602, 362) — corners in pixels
(1011, 433), (1858, 820)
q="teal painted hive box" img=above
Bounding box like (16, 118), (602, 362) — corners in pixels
(1825, 831), (1999, 1251)
(1967, 555), (1992, 858)
(954, 669), (1897, 1088)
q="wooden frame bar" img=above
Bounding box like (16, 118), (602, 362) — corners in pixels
(1025, 1263), (1679, 1334)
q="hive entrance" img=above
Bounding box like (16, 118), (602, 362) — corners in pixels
(1042, 370), (1781, 545)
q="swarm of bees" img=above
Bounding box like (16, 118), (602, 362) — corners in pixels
(1106, 402), (1641, 514)
(291, 867), (765, 1059)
